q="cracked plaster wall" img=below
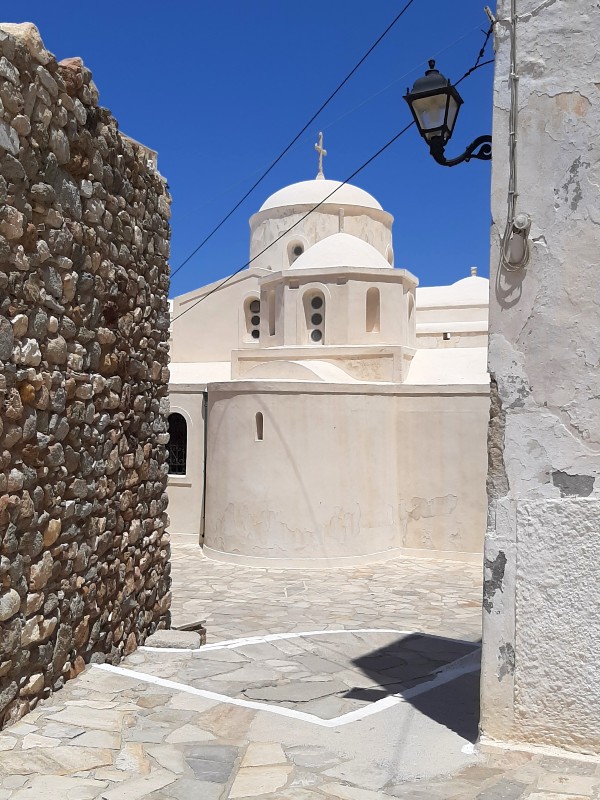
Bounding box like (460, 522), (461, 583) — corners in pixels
(481, 0), (600, 752)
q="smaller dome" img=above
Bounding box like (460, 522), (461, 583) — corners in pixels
(259, 179), (382, 212)
(450, 274), (490, 302)
(292, 232), (392, 271)
(417, 273), (489, 307)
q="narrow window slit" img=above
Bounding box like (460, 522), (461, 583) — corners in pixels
(366, 287), (380, 333)
(268, 291), (276, 336)
(168, 413), (187, 475)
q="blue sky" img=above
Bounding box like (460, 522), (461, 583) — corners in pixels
(9, 2), (494, 295)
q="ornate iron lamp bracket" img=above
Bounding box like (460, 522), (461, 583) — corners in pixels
(429, 134), (492, 167)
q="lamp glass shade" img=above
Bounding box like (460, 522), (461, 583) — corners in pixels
(445, 94), (460, 139)
(410, 88), (461, 142)
(412, 93), (447, 139)
(404, 62), (463, 143)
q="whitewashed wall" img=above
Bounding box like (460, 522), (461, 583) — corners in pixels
(203, 383), (488, 567)
(481, 0), (600, 753)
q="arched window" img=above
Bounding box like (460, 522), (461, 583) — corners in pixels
(366, 287), (380, 333)
(408, 294), (415, 327)
(244, 297), (260, 342)
(407, 293), (416, 344)
(167, 413), (187, 475)
(303, 291), (325, 344)
(255, 412), (264, 441)
(287, 240), (305, 266)
(268, 290), (276, 336)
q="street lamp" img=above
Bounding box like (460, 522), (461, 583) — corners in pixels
(404, 60), (492, 167)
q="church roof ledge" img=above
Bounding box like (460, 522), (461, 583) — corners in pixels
(259, 265), (418, 286)
(207, 379), (489, 395)
(171, 265), (269, 304)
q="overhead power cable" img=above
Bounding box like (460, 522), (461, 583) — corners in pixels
(172, 22), (487, 225)
(170, 0), (418, 280)
(171, 14), (496, 325)
(499, 0), (529, 272)
(318, 22), (485, 138)
(455, 23), (494, 86)
(172, 120), (415, 324)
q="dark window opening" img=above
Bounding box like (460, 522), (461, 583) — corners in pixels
(256, 412), (264, 441)
(289, 241), (305, 265)
(305, 291), (325, 345)
(168, 413), (187, 475)
(246, 297), (260, 341)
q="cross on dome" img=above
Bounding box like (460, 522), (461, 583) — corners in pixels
(314, 131), (327, 180)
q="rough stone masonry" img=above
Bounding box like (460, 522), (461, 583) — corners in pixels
(0, 22), (171, 727)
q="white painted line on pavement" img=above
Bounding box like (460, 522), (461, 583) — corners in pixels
(140, 627), (479, 653)
(94, 630), (480, 728)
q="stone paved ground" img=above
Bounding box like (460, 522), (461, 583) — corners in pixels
(0, 536), (599, 799)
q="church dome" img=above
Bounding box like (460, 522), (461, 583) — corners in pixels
(416, 271), (489, 307)
(291, 232), (392, 270)
(449, 274), (489, 303)
(259, 179), (383, 213)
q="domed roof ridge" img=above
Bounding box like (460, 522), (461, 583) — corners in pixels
(416, 272), (489, 307)
(259, 178), (383, 213)
(451, 274), (489, 287)
(292, 232), (392, 271)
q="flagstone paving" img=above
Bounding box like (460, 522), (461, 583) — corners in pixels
(0, 536), (599, 799)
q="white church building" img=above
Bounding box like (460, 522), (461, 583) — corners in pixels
(167, 155), (490, 567)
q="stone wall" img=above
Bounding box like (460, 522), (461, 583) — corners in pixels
(481, 1), (600, 753)
(0, 23), (171, 727)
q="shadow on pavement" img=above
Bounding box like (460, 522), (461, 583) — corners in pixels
(347, 633), (481, 742)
